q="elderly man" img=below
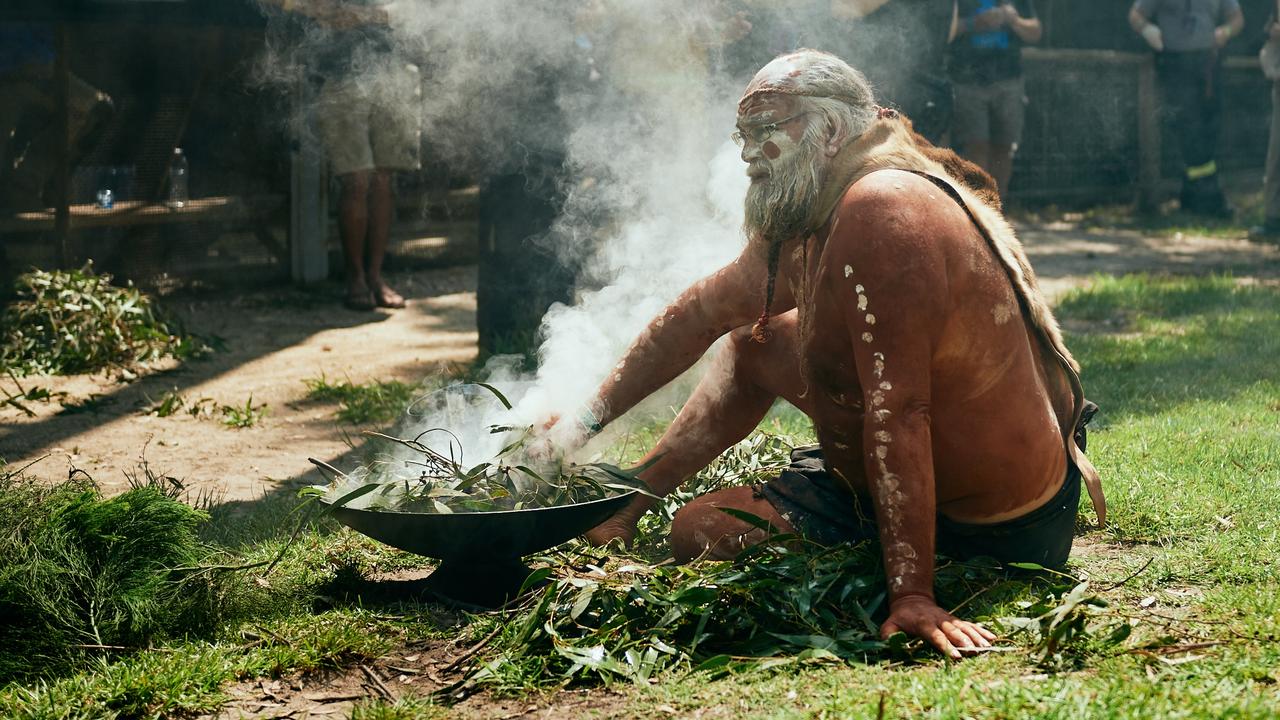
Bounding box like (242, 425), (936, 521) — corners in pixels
(548, 49), (1103, 659)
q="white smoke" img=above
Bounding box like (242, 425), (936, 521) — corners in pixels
(260, 0), (759, 468)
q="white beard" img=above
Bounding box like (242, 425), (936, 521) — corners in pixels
(743, 137), (827, 250)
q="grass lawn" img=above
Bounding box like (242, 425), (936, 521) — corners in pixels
(1, 275), (1278, 719)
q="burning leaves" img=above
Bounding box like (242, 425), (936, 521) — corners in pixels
(308, 384), (652, 514)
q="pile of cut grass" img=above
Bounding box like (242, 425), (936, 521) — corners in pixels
(0, 468), (220, 683)
(0, 263), (205, 376)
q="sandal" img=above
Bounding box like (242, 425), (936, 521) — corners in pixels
(373, 284), (406, 309)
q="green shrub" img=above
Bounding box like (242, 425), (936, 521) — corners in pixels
(0, 263), (203, 376)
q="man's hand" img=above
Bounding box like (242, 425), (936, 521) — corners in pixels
(522, 412), (591, 466)
(1213, 24), (1234, 48)
(1140, 23), (1165, 52)
(881, 595), (996, 660)
(972, 7), (1008, 32)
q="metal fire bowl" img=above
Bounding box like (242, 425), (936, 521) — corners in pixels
(322, 491), (637, 608)
(325, 490), (637, 561)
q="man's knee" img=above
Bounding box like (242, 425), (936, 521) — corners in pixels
(671, 497), (740, 563)
(670, 488), (778, 563)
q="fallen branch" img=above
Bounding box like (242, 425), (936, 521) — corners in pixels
(1099, 556), (1155, 591)
(360, 664), (395, 701)
(441, 624), (504, 674)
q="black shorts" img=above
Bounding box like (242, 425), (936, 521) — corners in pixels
(756, 445), (1080, 568)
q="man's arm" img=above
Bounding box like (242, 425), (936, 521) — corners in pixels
(580, 239), (786, 435)
(1005, 2), (1042, 44)
(1129, 3), (1164, 51)
(1215, 5), (1245, 47)
(823, 173), (994, 658)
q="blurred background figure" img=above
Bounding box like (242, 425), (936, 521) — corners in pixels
(1129, 0), (1244, 218)
(1254, 0), (1280, 240)
(949, 0), (1040, 200)
(0, 21), (113, 212)
(266, 0), (420, 310)
(832, 0), (959, 144)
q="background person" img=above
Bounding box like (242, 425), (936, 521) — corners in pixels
(834, 0), (959, 144)
(1129, 0), (1244, 218)
(948, 0), (1041, 200)
(267, 0), (420, 310)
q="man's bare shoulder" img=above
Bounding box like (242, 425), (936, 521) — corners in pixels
(825, 169), (975, 267)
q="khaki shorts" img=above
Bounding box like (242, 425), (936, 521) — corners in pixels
(951, 76), (1026, 148)
(316, 63), (422, 176)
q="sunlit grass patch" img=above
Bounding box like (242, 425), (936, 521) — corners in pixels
(304, 375), (418, 425)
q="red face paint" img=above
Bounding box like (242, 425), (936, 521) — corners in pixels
(762, 141), (782, 160)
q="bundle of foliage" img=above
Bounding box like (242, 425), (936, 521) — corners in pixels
(312, 384), (652, 513)
(0, 263), (201, 376)
(0, 469), (219, 682)
(315, 430), (652, 513)
(471, 539), (1134, 687)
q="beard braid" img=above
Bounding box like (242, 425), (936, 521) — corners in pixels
(745, 134), (826, 343)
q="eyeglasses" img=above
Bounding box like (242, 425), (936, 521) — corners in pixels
(731, 112), (812, 147)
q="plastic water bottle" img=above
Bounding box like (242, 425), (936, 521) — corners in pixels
(166, 148), (189, 209)
(95, 166), (117, 209)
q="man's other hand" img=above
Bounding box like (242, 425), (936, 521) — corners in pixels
(881, 595), (996, 660)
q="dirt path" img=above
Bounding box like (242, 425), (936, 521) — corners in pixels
(2, 224), (1277, 504)
(0, 265), (477, 501)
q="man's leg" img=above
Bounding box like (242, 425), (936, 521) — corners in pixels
(338, 170), (374, 308)
(366, 169), (405, 308)
(986, 143), (1013, 198)
(588, 311), (811, 551)
(951, 83), (992, 186)
(987, 77), (1026, 199)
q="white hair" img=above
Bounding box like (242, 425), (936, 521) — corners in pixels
(754, 49), (878, 147)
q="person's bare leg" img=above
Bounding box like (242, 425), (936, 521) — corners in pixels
(367, 169), (405, 308)
(339, 170), (372, 306)
(586, 311), (812, 547)
(988, 143), (1014, 200)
